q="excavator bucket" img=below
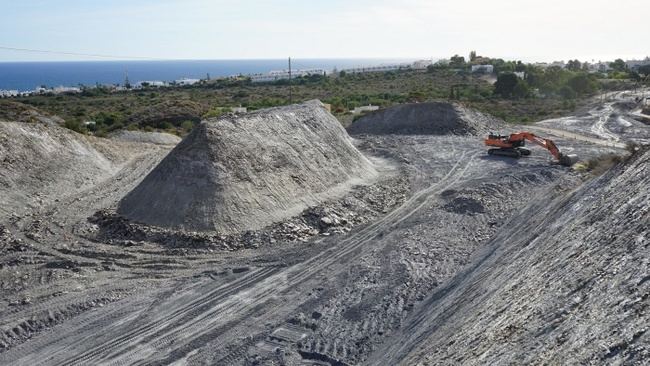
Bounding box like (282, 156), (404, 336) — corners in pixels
(559, 153), (579, 167)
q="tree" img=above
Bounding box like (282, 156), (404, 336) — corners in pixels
(494, 73), (520, 98)
(628, 71), (641, 81)
(567, 73), (597, 95)
(566, 59), (582, 71)
(609, 59), (628, 72)
(514, 61), (526, 72)
(449, 54), (466, 68)
(512, 80), (530, 99)
(637, 64), (650, 77)
(469, 50), (477, 62)
(559, 85), (577, 99)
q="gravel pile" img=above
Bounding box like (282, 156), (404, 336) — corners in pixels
(347, 102), (502, 136)
(117, 100), (378, 234)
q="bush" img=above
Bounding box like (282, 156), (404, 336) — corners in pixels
(63, 119), (86, 133)
(559, 85), (577, 99)
(494, 73), (520, 98)
(203, 107), (226, 119)
(567, 73), (598, 95)
(180, 120), (195, 132)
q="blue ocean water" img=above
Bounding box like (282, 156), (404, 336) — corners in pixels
(0, 59), (411, 91)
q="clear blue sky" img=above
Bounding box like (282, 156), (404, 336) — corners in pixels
(1, 0), (648, 62)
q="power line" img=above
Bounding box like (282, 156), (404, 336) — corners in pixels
(0, 45), (159, 60)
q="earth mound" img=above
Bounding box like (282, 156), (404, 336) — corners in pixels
(117, 100), (378, 234)
(0, 122), (117, 217)
(347, 102), (501, 136)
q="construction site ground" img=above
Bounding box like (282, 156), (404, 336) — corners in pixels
(0, 90), (648, 365)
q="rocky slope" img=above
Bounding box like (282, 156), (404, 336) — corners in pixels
(0, 122), (164, 218)
(371, 148), (649, 365)
(118, 100), (378, 234)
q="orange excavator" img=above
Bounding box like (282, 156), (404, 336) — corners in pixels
(484, 132), (578, 166)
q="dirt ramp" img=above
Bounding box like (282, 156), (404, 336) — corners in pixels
(347, 102), (501, 136)
(117, 100), (378, 234)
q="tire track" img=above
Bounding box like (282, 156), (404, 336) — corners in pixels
(58, 267), (278, 365)
(3, 151), (477, 365)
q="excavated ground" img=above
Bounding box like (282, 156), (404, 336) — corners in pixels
(0, 91), (647, 366)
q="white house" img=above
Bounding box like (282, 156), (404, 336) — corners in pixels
(341, 64), (410, 74)
(176, 78), (201, 86)
(471, 65), (494, 74)
(133, 80), (168, 88)
(250, 69), (326, 83)
(514, 71), (526, 79)
(231, 106), (247, 113)
(626, 57), (650, 70)
(53, 86), (81, 94)
(412, 59), (433, 70)
(0, 90), (19, 98)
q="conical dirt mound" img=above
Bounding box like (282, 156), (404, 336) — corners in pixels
(347, 102), (501, 136)
(117, 100), (378, 234)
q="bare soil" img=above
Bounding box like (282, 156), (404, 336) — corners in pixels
(0, 91), (647, 365)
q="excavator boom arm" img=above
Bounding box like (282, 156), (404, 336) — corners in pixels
(514, 133), (562, 160)
(484, 131), (577, 166)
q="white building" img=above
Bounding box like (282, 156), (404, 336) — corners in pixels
(626, 57), (650, 70)
(412, 59), (433, 70)
(514, 71), (526, 79)
(133, 80), (168, 88)
(471, 65), (494, 74)
(250, 69), (326, 83)
(53, 86), (81, 94)
(352, 105), (379, 115)
(341, 63), (410, 74)
(0, 90), (19, 98)
(176, 78), (201, 86)
(231, 106), (247, 113)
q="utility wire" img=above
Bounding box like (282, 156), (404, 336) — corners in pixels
(0, 45), (159, 60)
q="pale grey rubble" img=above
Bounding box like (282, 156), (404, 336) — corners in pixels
(117, 100), (378, 234)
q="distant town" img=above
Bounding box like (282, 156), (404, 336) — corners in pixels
(1, 57), (649, 99)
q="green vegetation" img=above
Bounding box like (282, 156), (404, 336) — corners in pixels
(8, 53), (647, 134)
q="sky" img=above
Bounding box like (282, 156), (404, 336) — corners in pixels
(1, 0), (648, 62)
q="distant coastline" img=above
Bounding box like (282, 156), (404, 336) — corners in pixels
(0, 58), (416, 91)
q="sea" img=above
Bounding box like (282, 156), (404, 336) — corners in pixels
(0, 58), (413, 91)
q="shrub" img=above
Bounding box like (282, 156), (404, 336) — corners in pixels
(203, 107), (226, 119)
(63, 119), (86, 134)
(181, 120), (195, 132)
(559, 85), (577, 99)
